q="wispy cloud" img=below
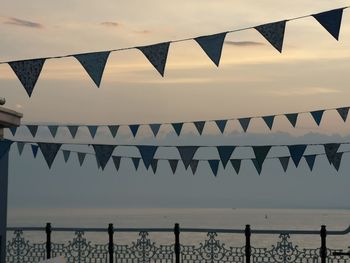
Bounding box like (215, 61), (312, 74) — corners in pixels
(133, 30), (151, 35)
(100, 21), (120, 27)
(225, 40), (265, 47)
(267, 87), (341, 97)
(4, 17), (43, 29)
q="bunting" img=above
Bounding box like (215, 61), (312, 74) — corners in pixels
(172, 123), (183, 136)
(252, 146), (271, 167)
(304, 155), (316, 171)
(17, 142), (25, 155)
(108, 125), (119, 138)
(27, 125), (38, 137)
(48, 126), (59, 138)
(37, 143), (62, 168)
(336, 107), (349, 122)
(149, 124), (161, 137)
(168, 159), (179, 174)
(137, 146), (158, 169)
(279, 156), (290, 172)
(88, 126), (98, 138)
(238, 118), (250, 132)
(77, 152), (86, 166)
(112, 156), (121, 171)
(150, 159), (158, 173)
(132, 157), (140, 170)
(189, 160), (199, 174)
(31, 145), (39, 158)
(208, 159), (220, 176)
(262, 116), (275, 130)
(129, 125), (139, 137)
(255, 21), (286, 52)
(93, 144), (116, 170)
(324, 143), (340, 164)
(313, 8), (343, 40)
(288, 144), (307, 167)
(285, 113), (298, 127)
(332, 152), (343, 171)
(217, 146), (236, 168)
(67, 126), (79, 138)
(138, 42), (170, 76)
(194, 121), (205, 135)
(177, 146), (199, 169)
(215, 120), (227, 134)
(62, 150), (70, 163)
(195, 33), (227, 66)
(252, 159), (263, 175)
(310, 110), (324, 126)
(230, 159), (241, 174)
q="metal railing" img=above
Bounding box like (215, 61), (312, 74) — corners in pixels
(5, 223), (350, 263)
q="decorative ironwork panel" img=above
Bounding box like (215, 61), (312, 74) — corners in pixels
(6, 230), (46, 263)
(115, 231), (174, 263)
(180, 232), (245, 263)
(51, 231), (108, 263)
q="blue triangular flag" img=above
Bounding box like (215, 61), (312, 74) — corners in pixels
(208, 160), (220, 176)
(252, 146), (271, 167)
(88, 126), (98, 138)
(195, 32), (227, 66)
(149, 124), (161, 137)
(310, 110), (324, 126)
(132, 157), (140, 170)
(38, 143), (62, 169)
(193, 121), (205, 135)
(288, 145), (307, 167)
(63, 150), (70, 163)
(77, 152), (86, 166)
(313, 8), (343, 40)
(0, 140), (13, 159)
(138, 42), (170, 76)
(172, 123), (183, 136)
(262, 115), (275, 130)
(108, 125), (119, 138)
(332, 152), (343, 171)
(217, 146), (236, 168)
(150, 159), (158, 173)
(324, 143), (340, 164)
(137, 146), (158, 169)
(48, 125), (59, 138)
(285, 113), (298, 127)
(252, 159), (263, 175)
(17, 142), (25, 155)
(168, 159), (178, 174)
(27, 125), (38, 137)
(279, 156), (290, 172)
(304, 155), (316, 171)
(337, 107), (349, 122)
(177, 146), (199, 169)
(112, 156), (121, 171)
(31, 145), (39, 158)
(230, 159), (241, 174)
(74, 51), (110, 87)
(129, 125), (139, 137)
(189, 160), (199, 175)
(9, 59), (46, 97)
(93, 144), (116, 170)
(9, 127), (17, 136)
(255, 21), (286, 52)
(215, 120), (227, 133)
(67, 125), (79, 138)
(238, 118), (251, 132)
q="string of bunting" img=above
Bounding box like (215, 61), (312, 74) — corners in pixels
(1, 6), (347, 97)
(8, 106), (350, 138)
(2, 139), (347, 175)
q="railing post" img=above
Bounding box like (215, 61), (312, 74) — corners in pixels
(45, 223), (52, 259)
(245, 225), (251, 263)
(108, 223), (114, 263)
(320, 225), (327, 263)
(174, 223), (180, 263)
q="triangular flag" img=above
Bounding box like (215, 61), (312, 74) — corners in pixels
(62, 150), (70, 163)
(129, 125), (139, 137)
(238, 118), (251, 132)
(285, 113), (298, 127)
(48, 125), (59, 138)
(310, 110), (324, 126)
(132, 157), (140, 170)
(279, 156), (290, 172)
(336, 107), (349, 122)
(9, 59), (46, 97)
(217, 146), (236, 168)
(138, 42), (170, 76)
(150, 159), (158, 173)
(77, 152), (86, 166)
(230, 159), (241, 174)
(108, 125), (119, 138)
(149, 124), (161, 137)
(9, 127), (17, 136)
(313, 8), (343, 40)
(262, 115), (275, 130)
(304, 155), (316, 171)
(0, 140), (13, 159)
(112, 156), (121, 171)
(189, 160), (199, 175)
(208, 160), (220, 177)
(137, 146), (158, 169)
(332, 152), (343, 171)
(252, 159), (263, 175)
(27, 125), (38, 137)
(172, 123), (183, 136)
(255, 21), (286, 52)
(96, 156), (101, 169)
(38, 143), (62, 168)
(324, 143), (340, 164)
(88, 126), (98, 138)
(194, 32), (227, 66)
(215, 120), (227, 134)
(67, 126), (79, 138)
(93, 144), (116, 170)
(168, 159), (178, 174)
(177, 146), (199, 169)
(288, 145), (307, 167)
(193, 121), (205, 135)
(252, 146), (271, 167)
(31, 145), (39, 158)
(17, 142), (25, 155)
(74, 51), (110, 87)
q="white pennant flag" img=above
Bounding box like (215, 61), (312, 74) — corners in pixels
(138, 42), (170, 76)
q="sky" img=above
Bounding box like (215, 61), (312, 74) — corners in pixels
(2, 0), (350, 210)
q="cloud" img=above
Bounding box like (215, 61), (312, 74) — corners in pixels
(100, 21), (120, 27)
(225, 40), (265, 47)
(267, 87), (341, 97)
(133, 30), (151, 34)
(4, 17), (43, 29)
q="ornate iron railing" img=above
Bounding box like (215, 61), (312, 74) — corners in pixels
(5, 224), (350, 263)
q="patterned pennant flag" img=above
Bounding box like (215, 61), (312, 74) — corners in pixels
(194, 32), (227, 66)
(193, 121), (205, 135)
(138, 42), (170, 76)
(31, 145), (39, 158)
(77, 152), (86, 166)
(38, 143), (62, 168)
(17, 142), (25, 155)
(177, 146), (199, 169)
(304, 155), (316, 171)
(168, 159), (178, 174)
(238, 118), (251, 132)
(208, 160), (220, 177)
(149, 124), (161, 137)
(150, 159), (158, 173)
(88, 126), (98, 139)
(137, 146), (158, 169)
(132, 157), (140, 170)
(262, 115), (275, 130)
(230, 159), (241, 174)
(189, 160), (199, 175)
(9, 127), (17, 136)
(255, 21), (286, 53)
(313, 8), (343, 40)
(67, 125), (79, 138)
(279, 156), (290, 172)
(0, 140), (13, 159)
(285, 113), (298, 127)
(332, 152), (343, 171)
(215, 120), (227, 134)
(93, 144), (116, 170)
(252, 159), (263, 175)
(9, 59), (46, 97)
(108, 125), (119, 138)
(112, 156), (121, 171)
(217, 146), (236, 168)
(324, 143), (340, 164)
(74, 51), (110, 87)
(288, 145), (307, 167)
(336, 107), (349, 122)
(310, 110), (324, 126)
(62, 150), (70, 163)
(48, 126), (59, 138)
(252, 146), (271, 167)
(172, 123), (183, 136)
(27, 125), (38, 137)
(129, 125), (140, 137)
